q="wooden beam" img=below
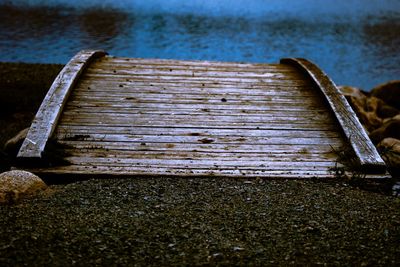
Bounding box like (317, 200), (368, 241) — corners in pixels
(17, 50), (107, 160)
(281, 58), (386, 173)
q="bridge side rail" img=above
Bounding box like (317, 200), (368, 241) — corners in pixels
(281, 58), (386, 173)
(17, 50), (107, 160)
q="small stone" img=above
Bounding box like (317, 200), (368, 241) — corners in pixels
(0, 170), (47, 204)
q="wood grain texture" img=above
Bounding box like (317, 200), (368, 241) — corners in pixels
(281, 58), (386, 173)
(18, 53), (389, 179)
(17, 50), (107, 159)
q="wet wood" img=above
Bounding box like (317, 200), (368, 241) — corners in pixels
(17, 51), (389, 179)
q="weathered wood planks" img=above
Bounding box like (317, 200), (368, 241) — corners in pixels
(17, 51), (389, 179)
(281, 58), (386, 173)
(17, 50), (107, 160)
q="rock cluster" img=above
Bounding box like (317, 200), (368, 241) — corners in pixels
(0, 170), (47, 204)
(339, 81), (400, 175)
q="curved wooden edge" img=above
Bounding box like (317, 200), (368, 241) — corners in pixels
(280, 58), (387, 174)
(17, 50), (108, 160)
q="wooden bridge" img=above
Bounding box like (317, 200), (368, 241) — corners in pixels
(17, 50), (389, 179)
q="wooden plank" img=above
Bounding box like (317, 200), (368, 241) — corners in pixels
(281, 58), (386, 173)
(65, 99), (326, 110)
(59, 122), (338, 131)
(66, 99), (325, 109)
(68, 96), (322, 105)
(57, 141), (344, 154)
(26, 164), (391, 179)
(77, 79), (313, 91)
(17, 50), (107, 159)
(93, 61), (296, 70)
(58, 111), (336, 123)
(63, 150), (339, 161)
(81, 73), (310, 86)
(58, 119), (337, 130)
(28, 165), (341, 178)
(88, 64), (302, 76)
(61, 106), (331, 116)
(70, 93), (321, 104)
(91, 64), (299, 76)
(54, 133), (343, 146)
(101, 56), (289, 69)
(74, 84), (317, 97)
(64, 101), (328, 113)
(63, 157), (339, 170)
(60, 111), (334, 122)
(72, 90), (319, 100)
(84, 68), (304, 80)
(55, 125), (341, 138)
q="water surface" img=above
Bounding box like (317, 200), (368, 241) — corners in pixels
(1, 0), (399, 90)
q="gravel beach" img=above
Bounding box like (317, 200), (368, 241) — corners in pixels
(1, 177), (400, 266)
(0, 62), (399, 266)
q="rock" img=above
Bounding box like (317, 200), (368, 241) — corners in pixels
(378, 138), (400, 153)
(377, 138), (400, 176)
(338, 86), (366, 99)
(371, 80), (400, 110)
(369, 118), (400, 144)
(377, 102), (399, 119)
(339, 85), (400, 132)
(345, 94), (383, 132)
(0, 170), (47, 204)
(363, 96), (398, 120)
(384, 114), (400, 124)
(3, 127), (29, 157)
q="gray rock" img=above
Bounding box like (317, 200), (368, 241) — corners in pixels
(0, 170), (47, 204)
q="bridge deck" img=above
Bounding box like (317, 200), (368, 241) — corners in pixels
(17, 50), (389, 179)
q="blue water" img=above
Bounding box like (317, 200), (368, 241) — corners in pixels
(1, 0), (399, 90)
